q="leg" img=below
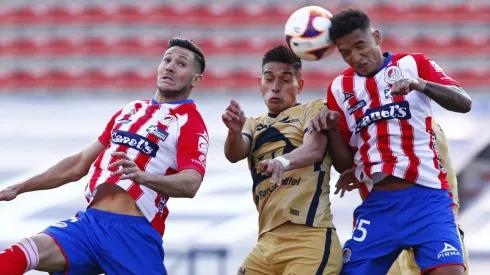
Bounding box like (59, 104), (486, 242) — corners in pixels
(407, 190), (465, 275)
(0, 233), (66, 274)
(340, 195), (403, 275)
(279, 227), (343, 275)
(236, 233), (274, 275)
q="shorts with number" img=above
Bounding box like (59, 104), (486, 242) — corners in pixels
(341, 185), (465, 275)
(387, 226), (470, 275)
(41, 208), (167, 275)
(238, 223), (342, 275)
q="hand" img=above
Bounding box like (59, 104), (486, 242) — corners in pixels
(257, 159), (285, 187)
(222, 100), (246, 133)
(390, 78), (426, 96)
(334, 167), (360, 198)
(308, 107), (340, 133)
(0, 185), (19, 201)
(108, 152), (150, 185)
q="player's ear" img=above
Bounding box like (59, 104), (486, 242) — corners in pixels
(373, 29), (382, 46)
(257, 75), (262, 89)
(298, 78), (304, 94)
(191, 74), (203, 87)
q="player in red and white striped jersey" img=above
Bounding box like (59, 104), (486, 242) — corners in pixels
(0, 37), (208, 275)
(308, 8), (471, 275)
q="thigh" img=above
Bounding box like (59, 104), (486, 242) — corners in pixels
(237, 235), (274, 275)
(341, 199), (401, 275)
(281, 228), (342, 275)
(100, 222), (166, 275)
(406, 192), (465, 273)
(40, 213), (103, 275)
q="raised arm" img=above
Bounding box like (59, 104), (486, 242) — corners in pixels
(0, 139), (105, 201)
(222, 100), (251, 163)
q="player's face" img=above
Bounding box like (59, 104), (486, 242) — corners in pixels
(259, 62), (304, 115)
(335, 28), (384, 76)
(157, 46), (202, 97)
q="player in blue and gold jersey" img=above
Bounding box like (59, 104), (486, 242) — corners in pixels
(223, 45), (350, 275)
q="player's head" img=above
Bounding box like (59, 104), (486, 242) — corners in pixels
(259, 45), (304, 115)
(157, 37), (205, 99)
(329, 8), (384, 76)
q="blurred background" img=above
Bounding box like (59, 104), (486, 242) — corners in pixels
(0, 0), (489, 274)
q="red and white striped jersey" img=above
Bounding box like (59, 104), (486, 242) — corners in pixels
(327, 52), (459, 194)
(85, 99), (208, 236)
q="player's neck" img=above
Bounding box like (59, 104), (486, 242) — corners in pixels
(154, 90), (189, 103)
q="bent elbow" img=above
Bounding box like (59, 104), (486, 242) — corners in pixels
(186, 180), (201, 198)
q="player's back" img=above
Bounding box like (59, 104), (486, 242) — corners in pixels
(242, 99), (334, 236)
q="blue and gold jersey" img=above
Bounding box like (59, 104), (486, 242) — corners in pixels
(242, 99), (334, 236)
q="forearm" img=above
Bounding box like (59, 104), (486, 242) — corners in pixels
(141, 171), (201, 198)
(419, 79), (472, 113)
(224, 130), (249, 163)
(14, 154), (86, 195)
(327, 129), (354, 173)
(282, 134), (326, 171)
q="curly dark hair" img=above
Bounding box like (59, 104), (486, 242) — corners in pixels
(168, 37), (206, 73)
(329, 8), (372, 42)
(262, 45), (302, 72)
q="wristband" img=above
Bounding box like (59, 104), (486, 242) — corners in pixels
(274, 156), (290, 170)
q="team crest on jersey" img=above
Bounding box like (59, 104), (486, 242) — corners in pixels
(355, 101), (411, 133)
(160, 115), (177, 126)
(343, 247), (352, 263)
(384, 65), (403, 84)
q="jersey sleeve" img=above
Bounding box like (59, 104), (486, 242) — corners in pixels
(242, 117), (254, 142)
(176, 113), (209, 178)
(413, 53), (459, 86)
(302, 99), (325, 133)
(326, 83), (352, 145)
(98, 109), (122, 147)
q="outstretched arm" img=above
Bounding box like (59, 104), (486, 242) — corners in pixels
(0, 140), (105, 201)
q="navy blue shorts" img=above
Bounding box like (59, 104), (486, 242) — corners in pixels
(42, 208), (167, 275)
(341, 185), (465, 274)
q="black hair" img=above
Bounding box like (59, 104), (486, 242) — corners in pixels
(329, 8), (372, 42)
(168, 37), (205, 73)
(262, 45), (302, 71)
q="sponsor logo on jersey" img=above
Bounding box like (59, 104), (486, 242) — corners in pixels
(157, 197), (167, 214)
(348, 100), (366, 115)
(438, 243), (460, 259)
(238, 267), (247, 275)
(116, 119), (132, 124)
(255, 176), (302, 204)
(430, 60), (443, 72)
(256, 123), (269, 131)
(111, 130), (159, 157)
(146, 125), (169, 141)
(384, 65), (404, 84)
(197, 132), (209, 155)
(278, 116), (300, 124)
(343, 92), (355, 103)
(355, 101), (411, 133)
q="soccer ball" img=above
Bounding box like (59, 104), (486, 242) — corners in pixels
(284, 6), (335, 61)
